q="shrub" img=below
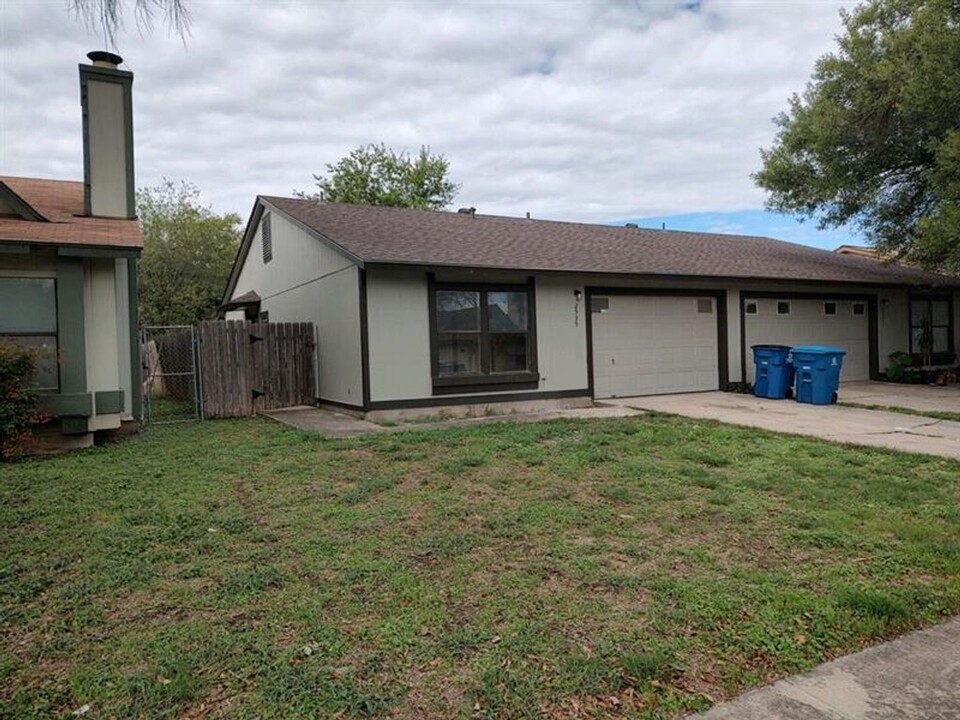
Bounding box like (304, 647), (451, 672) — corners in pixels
(0, 343), (43, 460)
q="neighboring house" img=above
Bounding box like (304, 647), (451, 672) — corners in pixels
(0, 52), (141, 447)
(221, 199), (960, 418)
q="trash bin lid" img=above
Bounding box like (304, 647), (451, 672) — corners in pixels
(751, 344), (792, 350)
(791, 345), (847, 355)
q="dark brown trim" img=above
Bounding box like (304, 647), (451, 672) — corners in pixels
(367, 388), (589, 412)
(584, 287), (729, 397)
(428, 276), (540, 396)
(0, 181), (47, 221)
(362, 261), (960, 292)
(433, 371), (539, 388)
(740, 291), (881, 381)
(433, 380), (539, 395)
(359, 267), (371, 409)
(260, 198), (366, 267)
(318, 397), (365, 412)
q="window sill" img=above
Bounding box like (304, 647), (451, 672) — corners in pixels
(432, 372), (540, 396)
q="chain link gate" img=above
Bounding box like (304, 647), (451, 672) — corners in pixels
(141, 325), (203, 423)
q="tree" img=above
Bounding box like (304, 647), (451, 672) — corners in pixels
(138, 180), (241, 326)
(69, 0), (190, 43)
(755, 0), (960, 273)
(298, 143), (460, 210)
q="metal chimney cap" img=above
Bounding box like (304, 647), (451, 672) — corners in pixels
(87, 50), (124, 68)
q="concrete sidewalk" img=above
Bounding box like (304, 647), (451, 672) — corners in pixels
(606, 392), (960, 460)
(840, 381), (960, 415)
(688, 618), (960, 719)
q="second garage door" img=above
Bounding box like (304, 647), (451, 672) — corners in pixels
(591, 294), (720, 399)
(743, 297), (871, 382)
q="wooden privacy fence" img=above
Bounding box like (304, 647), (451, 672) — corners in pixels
(198, 320), (316, 418)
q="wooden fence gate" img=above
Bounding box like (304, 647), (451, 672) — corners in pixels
(197, 320), (316, 418)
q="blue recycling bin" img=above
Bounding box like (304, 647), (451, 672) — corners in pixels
(752, 345), (795, 399)
(791, 345), (847, 405)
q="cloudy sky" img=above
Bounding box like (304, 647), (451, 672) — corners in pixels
(1, 0), (863, 248)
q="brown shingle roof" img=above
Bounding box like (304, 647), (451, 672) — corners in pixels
(263, 197), (958, 288)
(0, 176), (142, 249)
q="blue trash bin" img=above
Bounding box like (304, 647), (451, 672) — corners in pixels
(791, 345), (847, 405)
(751, 345), (795, 399)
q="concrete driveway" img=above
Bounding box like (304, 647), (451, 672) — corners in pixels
(605, 391), (960, 460)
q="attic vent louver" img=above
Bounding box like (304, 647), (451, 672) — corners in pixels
(625, 223), (638, 228)
(457, 207), (476, 217)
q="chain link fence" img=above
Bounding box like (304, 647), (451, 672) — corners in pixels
(142, 325), (202, 423)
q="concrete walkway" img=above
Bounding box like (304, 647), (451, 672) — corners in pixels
(688, 618), (960, 719)
(840, 380), (960, 415)
(606, 392), (960, 460)
(262, 404), (642, 438)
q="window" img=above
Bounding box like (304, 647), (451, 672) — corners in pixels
(0, 278), (58, 390)
(697, 298), (713, 314)
(431, 280), (538, 393)
(744, 301), (758, 315)
(262, 212), (272, 263)
(852, 302), (866, 316)
(777, 301), (791, 315)
(824, 302), (837, 316)
(910, 297), (953, 362)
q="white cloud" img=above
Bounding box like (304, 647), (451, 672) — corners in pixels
(0, 0), (849, 223)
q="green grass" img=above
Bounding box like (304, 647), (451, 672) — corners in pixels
(839, 401), (960, 423)
(2, 415), (960, 719)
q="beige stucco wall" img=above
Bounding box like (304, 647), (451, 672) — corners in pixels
(365, 269), (930, 403)
(84, 258), (122, 430)
(114, 257), (133, 418)
(230, 209), (363, 406)
(86, 80), (129, 218)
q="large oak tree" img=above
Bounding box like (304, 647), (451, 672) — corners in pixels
(755, 0), (960, 274)
(299, 143), (460, 211)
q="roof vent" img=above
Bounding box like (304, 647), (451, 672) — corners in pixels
(625, 222), (638, 229)
(458, 207), (476, 217)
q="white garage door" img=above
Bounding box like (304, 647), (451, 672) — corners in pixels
(743, 297), (870, 382)
(591, 294), (720, 398)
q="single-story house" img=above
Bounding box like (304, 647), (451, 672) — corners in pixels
(221, 198), (959, 418)
(0, 51), (141, 447)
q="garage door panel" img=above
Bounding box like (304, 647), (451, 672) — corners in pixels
(592, 294), (720, 399)
(744, 298), (870, 382)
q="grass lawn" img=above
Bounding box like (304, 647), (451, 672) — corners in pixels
(839, 401), (960, 424)
(2, 416), (960, 719)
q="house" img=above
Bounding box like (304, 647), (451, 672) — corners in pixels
(0, 52), (141, 448)
(221, 198), (959, 419)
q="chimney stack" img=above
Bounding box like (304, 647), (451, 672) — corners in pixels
(80, 51), (135, 218)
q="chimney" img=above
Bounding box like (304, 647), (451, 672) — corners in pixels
(80, 51), (135, 218)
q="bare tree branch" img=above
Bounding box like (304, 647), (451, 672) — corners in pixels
(69, 0), (190, 45)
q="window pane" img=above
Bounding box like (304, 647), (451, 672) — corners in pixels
(490, 334), (527, 373)
(488, 292), (527, 332)
(910, 300), (927, 326)
(437, 291), (480, 332)
(437, 333), (480, 376)
(2, 336), (58, 390)
(0, 278), (56, 333)
(933, 327), (950, 353)
(931, 300), (950, 326)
